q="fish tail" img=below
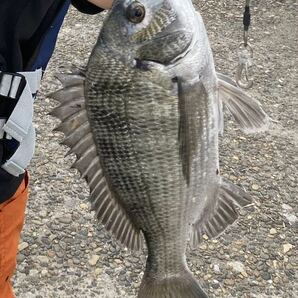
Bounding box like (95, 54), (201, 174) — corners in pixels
(138, 268), (208, 298)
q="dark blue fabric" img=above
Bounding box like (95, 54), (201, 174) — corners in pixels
(0, 0), (71, 202)
(0, 0), (103, 203)
(31, 0), (71, 71)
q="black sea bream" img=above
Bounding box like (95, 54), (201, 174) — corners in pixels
(50, 0), (269, 297)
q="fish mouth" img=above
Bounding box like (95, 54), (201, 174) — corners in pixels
(136, 30), (193, 66)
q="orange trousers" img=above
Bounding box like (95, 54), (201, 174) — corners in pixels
(0, 174), (28, 298)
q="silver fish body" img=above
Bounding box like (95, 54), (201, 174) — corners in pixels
(50, 1), (269, 297)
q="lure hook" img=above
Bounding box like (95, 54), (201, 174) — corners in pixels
(236, 42), (254, 89)
(236, 0), (254, 89)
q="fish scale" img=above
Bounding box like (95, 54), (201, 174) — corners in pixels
(86, 49), (188, 253)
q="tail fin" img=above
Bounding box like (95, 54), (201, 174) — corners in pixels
(138, 269), (208, 298)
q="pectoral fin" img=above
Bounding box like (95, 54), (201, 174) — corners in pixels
(217, 72), (270, 133)
(177, 77), (209, 185)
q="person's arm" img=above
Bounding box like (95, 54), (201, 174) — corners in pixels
(87, 0), (113, 9)
(71, 0), (113, 14)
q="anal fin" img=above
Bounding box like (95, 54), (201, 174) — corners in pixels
(191, 178), (253, 247)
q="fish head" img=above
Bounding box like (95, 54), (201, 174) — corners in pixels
(98, 0), (198, 65)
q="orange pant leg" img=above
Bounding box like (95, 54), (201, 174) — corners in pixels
(0, 173), (29, 298)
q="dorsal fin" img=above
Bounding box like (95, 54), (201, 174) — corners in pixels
(49, 68), (143, 251)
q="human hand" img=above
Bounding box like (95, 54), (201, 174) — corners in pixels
(87, 0), (113, 9)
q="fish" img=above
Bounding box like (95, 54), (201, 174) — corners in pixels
(49, 0), (269, 297)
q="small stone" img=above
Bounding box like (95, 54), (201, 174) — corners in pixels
(199, 244), (208, 250)
(32, 219), (43, 225)
(283, 243), (293, 254)
(281, 205), (297, 225)
(261, 271), (271, 281)
(58, 215), (72, 224)
(284, 214), (297, 224)
(95, 268), (102, 276)
(224, 279), (235, 286)
(80, 203), (88, 210)
(18, 242), (29, 251)
(252, 184), (260, 190)
(114, 259), (123, 265)
(131, 257), (140, 264)
(37, 256), (49, 265)
(39, 210), (48, 218)
(249, 280), (259, 286)
(203, 274), (212, 281)
(94, 247), (102, 253)
(202, 234), (209, 240)
(228, 261), (245, 273)
(269, 228), (277, 235)
(17, 253), (26, 262)
(213, 264), (220, 273)
(272, 260), (278, 269)
(56, 251), (64, 258)
(88, 255), (100, 266)
(212, 280), (220, 289)
(49, 234), (57, 242)
(78, 193), (85, 200)
(29, 269), (39, 276)
(47, 251), (55, 258)
(41, 269), (48, 276)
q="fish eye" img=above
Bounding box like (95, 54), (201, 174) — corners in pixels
(126, 2), (146, 24)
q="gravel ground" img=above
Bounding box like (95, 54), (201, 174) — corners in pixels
(13, 0), (297, 297)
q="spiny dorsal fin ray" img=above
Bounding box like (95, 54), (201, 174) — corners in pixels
(53, 109), (88, 136)
(54, 73), (85, 87)
(49, 68), (143, 251)
(48, 86), (84, 104)
(65, 133), (93, 158)
(61, 122), (91, 148)
(50, 98), (85, 122)
(190, 177), (253, 248)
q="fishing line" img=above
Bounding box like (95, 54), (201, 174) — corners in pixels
(236, 0), (254, 89)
